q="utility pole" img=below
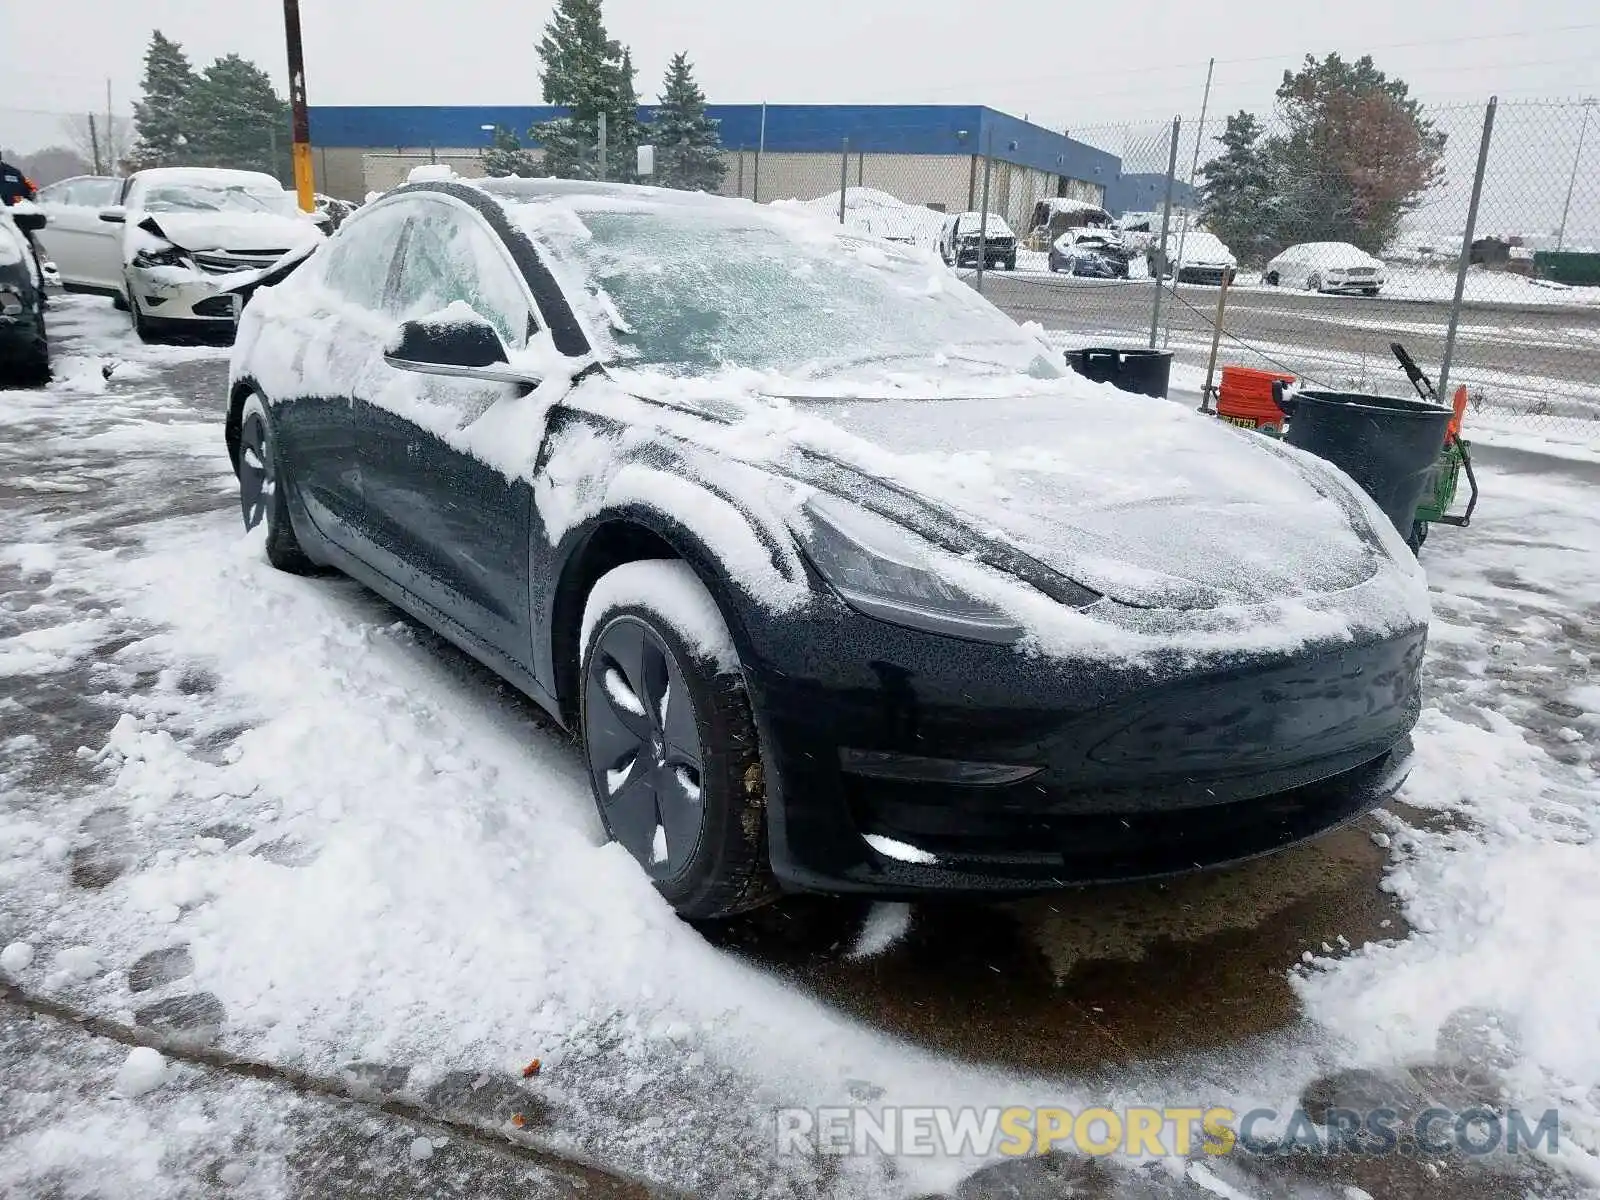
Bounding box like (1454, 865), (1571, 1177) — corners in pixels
(597, 111), (608, 182)
(282, 0), (316, 211)
(1556, 98), (1595, 252)
(1148, 116), (1182, 349)
(88, 114), (102, 176)
(1168, 57), (1215, 340)
(105, 80), (115, 171)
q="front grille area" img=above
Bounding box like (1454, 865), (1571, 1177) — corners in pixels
(1343, 267), (1378, 277)
(191, 250), (287, 276)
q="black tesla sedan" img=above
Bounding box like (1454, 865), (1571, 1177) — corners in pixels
(226, 176), (1429, 919)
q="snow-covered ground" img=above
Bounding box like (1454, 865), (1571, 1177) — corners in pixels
(3, 297), (1600, 1197)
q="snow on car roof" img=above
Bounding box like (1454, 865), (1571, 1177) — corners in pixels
(953, 211), (1014, 234)
(1277, 241), (1383, 263)
(131, 167), (286, 191)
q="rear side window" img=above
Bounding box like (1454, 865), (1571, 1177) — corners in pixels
(319, 201), (411, 311)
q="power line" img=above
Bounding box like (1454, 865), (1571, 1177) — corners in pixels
(844, 21), (1600, 103)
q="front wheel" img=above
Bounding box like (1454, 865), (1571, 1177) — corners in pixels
(237, 392), (316, 574)
(1265, 271), (1280, 286)
(580, 561), (775, 919)
(128, 291), (161, 343)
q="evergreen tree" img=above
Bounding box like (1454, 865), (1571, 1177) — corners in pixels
(650, 52), (725, 193)
(1198, 113), (1276, 264)
(483, 126), (539, 177)
(530, 0), (642, 181)
(183, 54), (291, 177)
(130, 31), (197, 168)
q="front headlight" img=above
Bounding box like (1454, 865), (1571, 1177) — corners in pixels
(795, 495), (1024, 644)
(131, 242), (191, 269)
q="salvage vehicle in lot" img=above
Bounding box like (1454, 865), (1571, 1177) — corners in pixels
(938, 211), (1017, 270)
(1265, 242), (1386, 295)
(1048, 229), (1131, 278)
(37, 167), (325, 340)
(0, 204), (50, 384)
(1150, 229), (1238, 285)
(226, 176), (1429, 918)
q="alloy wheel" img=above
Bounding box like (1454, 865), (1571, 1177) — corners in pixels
(583, 616), (706, 881)
(238, 410), (277, 532)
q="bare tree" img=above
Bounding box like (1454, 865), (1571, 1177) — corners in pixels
(57, 114), (137, 175)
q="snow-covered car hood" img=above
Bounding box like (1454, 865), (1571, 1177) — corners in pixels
(616, 372), (1397, 613)
(133, 211), (324, 254)
(788, 392), (1383, 609)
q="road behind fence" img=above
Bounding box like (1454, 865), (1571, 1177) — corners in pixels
(825, 99), (1600, 441)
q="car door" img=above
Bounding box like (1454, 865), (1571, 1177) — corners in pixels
(353, 194), (542, 671)
(265, 197), (412, 552)
(35, 178), (124, 293)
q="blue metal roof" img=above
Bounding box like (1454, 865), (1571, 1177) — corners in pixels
(307, 104), (1120, 182)
(1104, 172), (1198, 216)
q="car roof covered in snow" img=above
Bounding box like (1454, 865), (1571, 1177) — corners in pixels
(130, 166), (287, 191)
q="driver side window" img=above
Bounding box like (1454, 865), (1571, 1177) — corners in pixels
(387, 200), (534, 349)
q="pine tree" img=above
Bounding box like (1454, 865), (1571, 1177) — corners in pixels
(650, 53), (725, 193)
(130, 31), (197, 168)
(183, 54), (291, 177)
(483, 126), (539, 177)
(530, 0), (642, 181)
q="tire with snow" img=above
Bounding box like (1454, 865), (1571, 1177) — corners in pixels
(128, 292), (162, 343)
(236, 392), (316, 574)
(579, 560), (774, 920)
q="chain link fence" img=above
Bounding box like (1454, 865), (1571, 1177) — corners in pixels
(736, 101), (1599, 441)
(994, 101), (1597, 441)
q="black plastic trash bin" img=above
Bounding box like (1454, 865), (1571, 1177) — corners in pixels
(1066, 347), (1173, 399)
(1279, 389), (1454, 538)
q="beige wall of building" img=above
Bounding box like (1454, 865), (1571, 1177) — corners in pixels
(316, 144), (1106, 234)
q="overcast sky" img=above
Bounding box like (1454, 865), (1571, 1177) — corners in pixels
(3, 0), (1597, 154)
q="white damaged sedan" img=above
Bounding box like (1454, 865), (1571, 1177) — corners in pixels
(48, 167), (326, 340)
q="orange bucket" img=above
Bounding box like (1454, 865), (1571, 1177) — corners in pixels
(1217, 366), (1296, 434)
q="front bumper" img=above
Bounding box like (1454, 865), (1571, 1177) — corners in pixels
(746, 607), (1424, 896)
(130, 265), (246, 324)
(1177, 265), (1236, 285)
(1320, 276), (1383, 293)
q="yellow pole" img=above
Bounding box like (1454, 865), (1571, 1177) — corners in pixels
(283, 0), (315, 211)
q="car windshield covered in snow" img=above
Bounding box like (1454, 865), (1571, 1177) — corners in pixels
(552, 207), (1062, 379)
(142, 182), (296, 217)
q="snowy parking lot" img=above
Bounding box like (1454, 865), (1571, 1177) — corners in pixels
(3, 297), (1600, 1198)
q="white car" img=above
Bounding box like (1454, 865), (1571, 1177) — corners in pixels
(1264, 242), (1385, 295)
(35, 167), (326, 340)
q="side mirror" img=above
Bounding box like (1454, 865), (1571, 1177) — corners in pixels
(12, 209), (46, 233)
(99, 206), (127, 224)
(383, 310), (539, 385)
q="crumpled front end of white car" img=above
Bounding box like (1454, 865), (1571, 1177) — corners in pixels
(126, 228), (300, 324)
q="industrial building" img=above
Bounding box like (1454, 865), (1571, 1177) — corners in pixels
(305, 104), (1128, 235)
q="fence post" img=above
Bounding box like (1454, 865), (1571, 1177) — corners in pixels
(1439, 97), (1496, 403)
(1199, 268), (1233, 413)
(976, 131), (994, 294)
(1148, 116), (1182, 349)
(753, 102), (766, 204)
(838, 138), (849, 224)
